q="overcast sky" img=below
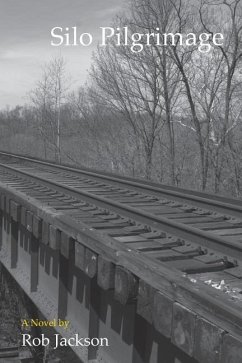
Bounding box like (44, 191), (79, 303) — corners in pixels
(0, 0), (126, 108)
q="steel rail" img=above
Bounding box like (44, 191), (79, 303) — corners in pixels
(0, 161), (241, 262)
(0, 150), (241, 218)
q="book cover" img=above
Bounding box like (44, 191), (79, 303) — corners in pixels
(0, 0), (242, 362)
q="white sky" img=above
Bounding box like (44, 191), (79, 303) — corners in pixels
(0, 0), (126, 108)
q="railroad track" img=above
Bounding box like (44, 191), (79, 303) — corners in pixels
(0, 150), (241, 218)
(0, 151), (241, 306)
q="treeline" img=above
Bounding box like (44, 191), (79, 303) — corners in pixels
(1, 0), (242, 196)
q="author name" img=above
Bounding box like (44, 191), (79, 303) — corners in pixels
(21, 334), (109, 349)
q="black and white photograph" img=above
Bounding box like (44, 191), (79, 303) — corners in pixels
(0, 0), (242, 362)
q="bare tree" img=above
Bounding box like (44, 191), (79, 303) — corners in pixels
(30, 56), (69, 163)
(199, 0), (242, 192)
(131, 0), (184, 184)
(90, 17), (166, 179)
